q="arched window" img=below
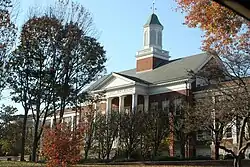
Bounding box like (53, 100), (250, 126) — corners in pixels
(158, 31), (162, 46)
(150, 30), (156, 45)
(144, 30), (148, 46)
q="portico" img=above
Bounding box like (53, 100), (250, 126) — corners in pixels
(105, 92), (149, 114)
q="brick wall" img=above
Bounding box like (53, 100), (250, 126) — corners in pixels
(136, 57), (168, 72)
(148, 89), (195, 157)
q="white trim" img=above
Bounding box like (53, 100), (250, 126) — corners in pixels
(91, 83), (135, 94)
(136, 54), (169, 61)
(136, 68), (153, 73)
(149, 83), (190, 95)
(113, 72), (135, 83)
(94, 73), (135, 90)
(105, 87), (136, 98)
(135, 82), (149, 87)
(149, 79), (189, 87)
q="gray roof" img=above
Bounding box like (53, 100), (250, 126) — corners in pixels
(144, 13), (163, 27)
(89, 53), (211, 91)
(116, 72), (151, 85)
(118, 53), (210, 84)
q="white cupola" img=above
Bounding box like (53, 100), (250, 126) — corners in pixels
(136, 12), (170, 73)
(143, 13), (163, 50)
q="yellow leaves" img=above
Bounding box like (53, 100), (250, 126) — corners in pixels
(175, 0), (249, 52)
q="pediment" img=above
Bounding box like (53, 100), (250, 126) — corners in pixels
(95, 73), (135, 90)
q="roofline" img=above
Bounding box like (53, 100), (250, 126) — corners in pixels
(149, 78), (190, 87)
(91, 72), (136, 91)
(91, 83), (135, 94)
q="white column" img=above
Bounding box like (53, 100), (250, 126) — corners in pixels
(232, 119), (238, 144)
(144, 95), (149, 112)
(119, 96), (124, 113)
(71, 115), (74, 131)
(132, 93), (138, 112)
(50, 118), (53, 128)
(106, 98), (111, 116)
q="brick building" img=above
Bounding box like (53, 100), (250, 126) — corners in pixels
(44, 12), (247, 159)
(85, 12), (215, 158)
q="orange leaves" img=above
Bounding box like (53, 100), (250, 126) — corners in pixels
(175, 0), (249, 53)
(42, 123), (85, 167)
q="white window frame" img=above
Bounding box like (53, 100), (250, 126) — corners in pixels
(174, 98), (182, 116)
(162, 100), (169, 113)
(150, 102), (158, 111)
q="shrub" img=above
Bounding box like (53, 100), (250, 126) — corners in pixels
(41, 123), (85, 167)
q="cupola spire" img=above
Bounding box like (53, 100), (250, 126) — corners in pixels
(135, 4), (170, 73)
(151, 0), (156, 14)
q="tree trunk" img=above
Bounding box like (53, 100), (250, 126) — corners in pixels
(180, 140), (186, 159)
(214, 139), (220, 160)
(20, 108), (28, 161)
(234, 156), (241, 167)
(107, 152), (110, 160)
(84, 147), (89, 160)
(127, 152), (131, 160)
(153, 140), (160, 158)
(31, 137), (39, 162)
(127, 147), (132, 160)
(31, 121), (39, 162)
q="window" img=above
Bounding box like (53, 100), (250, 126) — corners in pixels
(73, 116), (77, 129)
(197, 130), (211, 141)
(196, 76), (208, 87)
(157, 31), (162, 46)
(144, 30), (148, 46)
(44, 119), (51, 128)
(150, 30), (156, 45)
(137, 104), (144, 112)
(124, 106), (131, 114)
(197, 131), (204, 141)
(150, 102), (158, 111)
(226, 127), (232, 138)
(162, 100), (169, 113)
(174, 98), (182, 116)
(63, 116), (72, 128)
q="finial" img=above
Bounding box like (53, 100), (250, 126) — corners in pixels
(151, 0), (157, 13)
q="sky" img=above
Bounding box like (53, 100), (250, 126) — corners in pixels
(2, 0), (204, 114)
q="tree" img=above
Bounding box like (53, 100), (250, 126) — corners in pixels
(187, 53), (250, 167)
(175, 0), (249, 52)
(82, 94), (104, 160)
(119, 111), (144, 160)
(82, 104), (95, 160)
(42, 123), (85, 167)
(95, 111), (119, 160)
(141, 109), (169, 159)
(7, 57), (32, 161)
(186, 94), (234, 160)
(0, 0), (17, 91)
(175, 1), (249, 166)
(0, 105), (22, 155)
(8, 0), (106, 162)
(169, 98), (191, 159)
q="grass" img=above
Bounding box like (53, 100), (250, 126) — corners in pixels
(0, 161), (225, 167)
(0, 161), (44, 167)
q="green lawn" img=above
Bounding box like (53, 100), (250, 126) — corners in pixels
(0, 161), (44, 167)
(0, 161), (224, 167)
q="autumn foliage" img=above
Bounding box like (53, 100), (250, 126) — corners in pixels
(175, 0), (249, 53)
(42, 123), (85, 167)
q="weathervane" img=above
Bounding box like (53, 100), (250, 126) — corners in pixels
(151, 0), (157, 13)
